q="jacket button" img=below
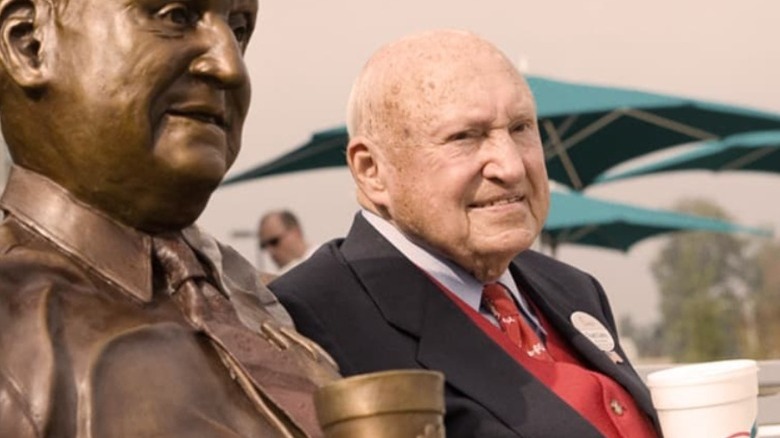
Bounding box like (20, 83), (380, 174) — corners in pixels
(609, 399), (625, 416)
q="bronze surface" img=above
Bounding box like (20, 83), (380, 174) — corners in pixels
(0, 0), (444, 435)
(315, 370), (446, 438)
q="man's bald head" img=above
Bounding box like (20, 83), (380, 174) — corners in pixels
(346, 29), (521, 145)
(343, 29), (548, 282)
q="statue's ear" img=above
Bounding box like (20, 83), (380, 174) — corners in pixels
(0, 0), (50, 89)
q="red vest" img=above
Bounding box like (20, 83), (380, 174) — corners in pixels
(436, 283), (658, 438)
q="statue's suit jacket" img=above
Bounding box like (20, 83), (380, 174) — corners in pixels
(270, 214), (659, 437)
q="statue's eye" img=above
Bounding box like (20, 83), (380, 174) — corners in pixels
(158, 3), (199, 27)
(230, 13), (251, 45)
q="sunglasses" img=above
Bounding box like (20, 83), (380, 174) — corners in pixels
(259, 232), (286, 250)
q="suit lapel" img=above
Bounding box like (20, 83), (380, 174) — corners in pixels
(511, 254), (657, 419)
(339, 216), (601, 437)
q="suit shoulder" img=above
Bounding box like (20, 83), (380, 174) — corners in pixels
(269, 238), (352, 297)
(513, 249), (608, 306)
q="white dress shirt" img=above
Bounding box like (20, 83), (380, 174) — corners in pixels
(362, 210), (545, 335)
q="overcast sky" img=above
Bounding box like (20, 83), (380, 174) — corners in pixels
(201, 0), (780, 326)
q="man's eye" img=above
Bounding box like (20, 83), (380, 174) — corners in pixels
(511, 123), (528, 134)
(230, 14), (251, 45)
(232, 25), (247, 43)
(511, 120), (535, 135)
(158, 3), (198, 26)
(447, 131), (477, 142)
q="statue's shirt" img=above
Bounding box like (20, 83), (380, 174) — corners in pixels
(0, 166), (337, 437)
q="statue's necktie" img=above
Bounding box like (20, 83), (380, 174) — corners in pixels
(153, 234), (332, 438)
(482, 283), (552, 361)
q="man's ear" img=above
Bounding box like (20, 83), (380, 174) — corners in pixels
(0, 0), (50, 89)
(346, 137), (391, 208)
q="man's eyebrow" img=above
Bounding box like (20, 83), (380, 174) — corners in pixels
(231, 0), (258, 32)
(231, 0), (258, 13)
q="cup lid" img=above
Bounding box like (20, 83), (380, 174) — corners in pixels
(646, 359), (758, 410)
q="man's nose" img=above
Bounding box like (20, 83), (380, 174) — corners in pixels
(189, 17), (248, 88)
(482, 131), (527, 183)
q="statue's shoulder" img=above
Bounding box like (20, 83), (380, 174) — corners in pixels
(0, 220), (63, 416)
(0, 217), (90, 292)
(183, 224), (296, 328)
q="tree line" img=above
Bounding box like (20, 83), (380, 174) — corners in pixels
(620, 198), (780, 362)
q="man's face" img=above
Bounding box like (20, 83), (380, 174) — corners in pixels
(43, 0), (257, 231)
(378, 51), (550, 280)
(259, 216), (303, 269)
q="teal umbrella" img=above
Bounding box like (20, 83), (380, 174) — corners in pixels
(223, 76), (780, 187)
(223, 126), (348, 184)
(596, 130), (780, 184)
(533, 77), (780, 189)
(542, 190), (770, 255)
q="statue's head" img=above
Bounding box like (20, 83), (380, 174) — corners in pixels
(0, 0), (258, 232)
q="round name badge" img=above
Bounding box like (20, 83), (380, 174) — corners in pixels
(570, 311), (615, 352)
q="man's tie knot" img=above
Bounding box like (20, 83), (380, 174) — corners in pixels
(482, 283), (520, 318)
(482, 282), (552, 361)
(152, 234), (207, 292)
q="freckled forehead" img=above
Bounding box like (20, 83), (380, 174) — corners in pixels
(371, 31), (529, 121)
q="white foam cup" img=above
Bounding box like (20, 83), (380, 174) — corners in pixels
(646, 359), (758, 438)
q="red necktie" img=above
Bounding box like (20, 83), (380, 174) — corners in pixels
(482, 283), (552, 361)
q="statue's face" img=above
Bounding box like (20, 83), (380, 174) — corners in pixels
(41, 0), (258, 231)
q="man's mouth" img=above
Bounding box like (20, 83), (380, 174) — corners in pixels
(168, 109), (227, 129)
(470, 195), (524, 209)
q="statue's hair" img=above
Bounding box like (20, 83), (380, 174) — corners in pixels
(41, 0), (69, 13)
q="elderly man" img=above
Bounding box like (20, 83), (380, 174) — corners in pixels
(270, 30), (661, 437)
(0, 0), (340, 436)
(259, 210), (315, 272)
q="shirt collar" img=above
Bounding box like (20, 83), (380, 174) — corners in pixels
(361, 210), (524, 312)
(1, 166), (155, 302)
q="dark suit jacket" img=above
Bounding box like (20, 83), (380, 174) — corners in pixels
(270, 214), (660, 437)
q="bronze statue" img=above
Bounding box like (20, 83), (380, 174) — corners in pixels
(0, 0), (344, 435)
(0, 0), (446, 435)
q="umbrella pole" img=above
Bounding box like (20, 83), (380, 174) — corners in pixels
(542, 120), (583, 190)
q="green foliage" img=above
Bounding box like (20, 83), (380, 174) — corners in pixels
(744, 240), (780, 358)
(609, 197), (779, 362)
(619, 315), (664, 358)
(651, 198), (751, 362)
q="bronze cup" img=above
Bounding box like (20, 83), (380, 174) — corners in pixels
(314, 370), (445, 438)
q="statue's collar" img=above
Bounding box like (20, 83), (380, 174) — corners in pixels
(1, 166), (155, 303)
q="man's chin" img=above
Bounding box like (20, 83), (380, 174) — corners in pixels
(154, 134), (235, 187)
(135, 201), (209, 234)
(170, 157), (229, 187)
(478, 232), (535, 256)
(446, 246), (519, 283)
(116, 180), (215, 233)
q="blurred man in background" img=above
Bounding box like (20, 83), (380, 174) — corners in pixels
(259, 210), (314, 272)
